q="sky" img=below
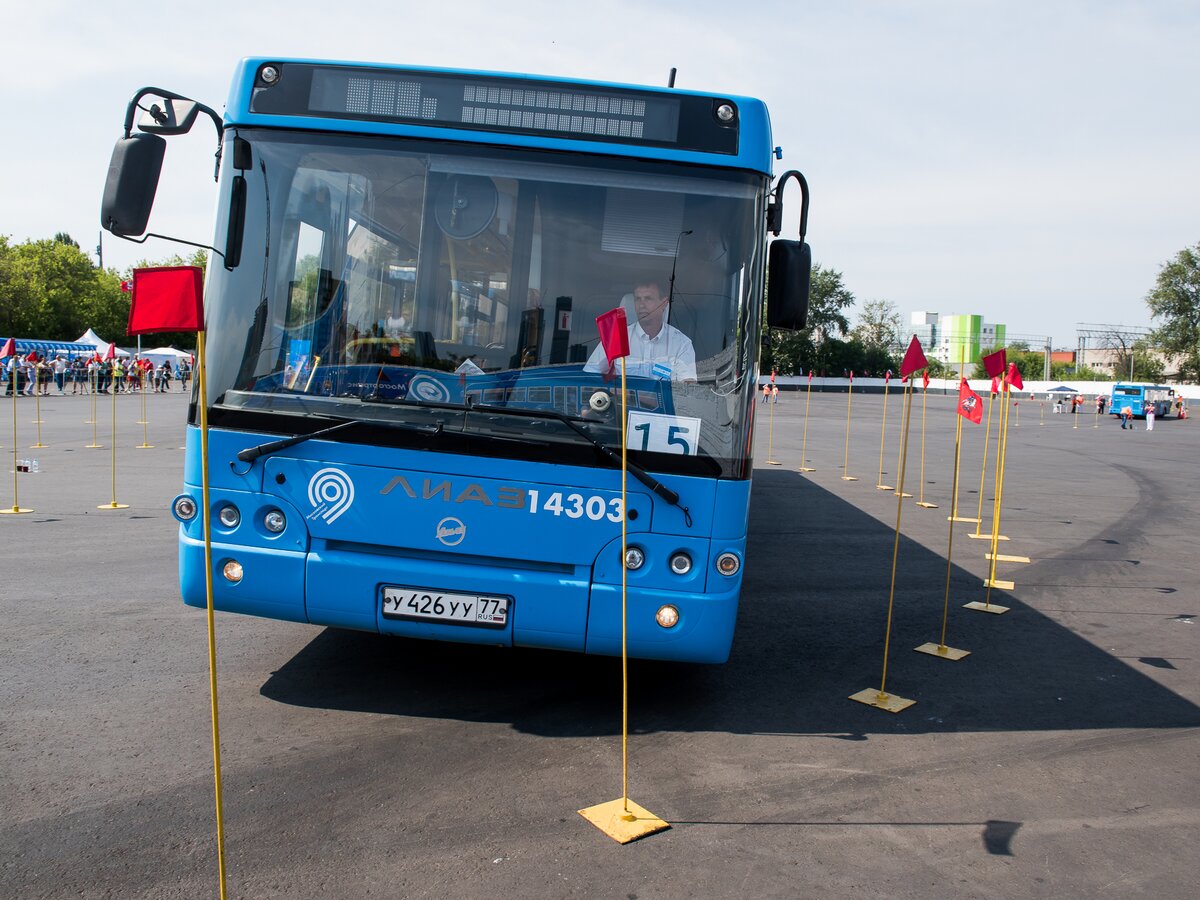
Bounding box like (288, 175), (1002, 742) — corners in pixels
(3, 0), (1198, 349)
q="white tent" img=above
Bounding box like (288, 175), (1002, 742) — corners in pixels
(76, 328), (131, 357)
(141, 346), (192, 368)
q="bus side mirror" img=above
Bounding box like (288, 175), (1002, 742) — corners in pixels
(766, 239), (810, 330)
(100, 132), (166, 237)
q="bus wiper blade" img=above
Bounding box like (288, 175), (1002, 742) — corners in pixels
(235, 417), (441, 464)
(470, 403), (690, 523)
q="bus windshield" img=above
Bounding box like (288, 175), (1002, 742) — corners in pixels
(203, 128), (765, 477)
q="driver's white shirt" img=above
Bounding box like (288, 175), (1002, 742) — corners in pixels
(584, 320), (696, 381)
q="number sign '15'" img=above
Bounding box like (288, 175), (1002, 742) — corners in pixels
(627, 411), (702, 456)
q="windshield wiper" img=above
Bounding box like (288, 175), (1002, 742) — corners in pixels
(467, 402), (693, 528)
(234, 416), (442, 465)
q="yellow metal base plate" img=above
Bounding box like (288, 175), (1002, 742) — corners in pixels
(29, 443), (47, 448)
(85, 443), (103, 449)
(97, 502), (131, 510)
(875, 483), (894, 491)
(916, 501), (939, 508)
(894, 491), (913, 498)
(849, 688), (915, 713)
(579, 798), (670, 844)
(0, 506), (34, 515)
(767, 459), (781, 466)
(982, 578), (1015, 590)
(841, 475), (858, 481)
(964, 600), (1010, 615)
(949, 515), (981, 523)
(914, 642), (970, 661)
(796, 466), (815, 472)
(968, 532), (1009, 541)
(136, 443), (155, 449)
(986, 553), (1030, 563)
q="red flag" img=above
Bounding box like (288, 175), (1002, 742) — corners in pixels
(770, 369), (777, 383)
(127, 266), (205, 335)
(922, 370), (930, 389)
(957, 379), (983, 424)
(595, 307), (630, 366)
(104, 342), (116, 361)
(982, 349), (1007, 378)
(120, 280), (132, 293)
(990, 376), (999, 394)
(885, 370), (892, 384)
(0, 337), (14, 359)
(849, 370), (854, 382)
(899, 335), (928, 378)
(807, 370), (813, 383)
(25, 351), (39, 363)
(1005, 362), (1024, 390)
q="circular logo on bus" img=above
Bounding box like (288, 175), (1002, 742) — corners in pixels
(409, 374), (451, 403)
(307, 467), (355, 524)
(436, 516), (466, 546)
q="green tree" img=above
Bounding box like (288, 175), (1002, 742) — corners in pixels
(852, 298), (902, 351)
(1146, 241), (1200, 381)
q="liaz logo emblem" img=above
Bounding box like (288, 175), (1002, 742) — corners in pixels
(307, 468), (356, 523)
(436, 516), (466, 546)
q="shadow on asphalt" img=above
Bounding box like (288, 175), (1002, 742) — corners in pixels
(260, 467), (1200, 737)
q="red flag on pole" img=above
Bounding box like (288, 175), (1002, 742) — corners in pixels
(128, 266), (205, 335)
(957, 379), (984, 424)
(990, 376), (999, 394)
(25, 351), (39, 363)
(807, 370), (813, 383)
(0, 337), (14, 359)
(899, 335), (928, 378)
(595, 307), (630, 366)
(104, 342), (116, 361)
(922, 370), (930, 390)
(1005, 362), (1024, 390)
(885, 369), (892, 384)
(849, 370), (854, 382)
(982, 349), (1007, 378)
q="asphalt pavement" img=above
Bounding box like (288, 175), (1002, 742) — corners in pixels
(2, 385), (1197, 898)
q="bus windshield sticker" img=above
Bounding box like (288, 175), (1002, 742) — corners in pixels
(626, 411), (701, 456)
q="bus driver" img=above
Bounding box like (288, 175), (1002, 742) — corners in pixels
(584, 278), (697, 381)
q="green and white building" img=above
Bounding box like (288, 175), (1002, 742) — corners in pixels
(911, 312), (1006, 374)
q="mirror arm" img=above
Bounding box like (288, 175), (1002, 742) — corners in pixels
(766, 169), (810, 239)
(123, 87), (225, 180)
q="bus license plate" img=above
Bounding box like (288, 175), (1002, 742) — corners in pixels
(381, 587), (508, 627)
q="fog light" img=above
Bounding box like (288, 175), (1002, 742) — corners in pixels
(263, 509), (286, 533)
(716, 103), (736, 122)
(222, 560), (243, 583)
(173, 496), (197, 521)
(655, 605), (680, 628)
(669, 551), (692, 575)
(716, 552), (741, 576)
(624, 546), (645, 570)
(218, 504), (240, 528)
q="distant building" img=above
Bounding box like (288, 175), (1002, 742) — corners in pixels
(910, 311), (1006, 374)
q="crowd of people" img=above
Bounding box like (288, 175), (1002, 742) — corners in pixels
(3, 353), (191, 396)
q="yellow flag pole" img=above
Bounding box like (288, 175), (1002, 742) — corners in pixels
(967, 379), (1013, 614)
(966, 389), (995, 535)
(579, 345), (667, 843)
(796, 375), (815, 472)
(892, 381), (912, 498)
(766, 382), (780, 465)
(98, 365), (129, 510)
(876, 377), (892, 490)
(851, 374), (917, 712)
(137, 368), (154, 449)
(196, 331), (229, 897)
(2, 357), (33, 515)
(30, 387), (46, 448)
(916, 378), (937, 508)
(915, 398), (969, 660)
(841, 376), (857, 481)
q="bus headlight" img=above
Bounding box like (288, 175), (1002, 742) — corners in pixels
(716, 552), (741, 577)
(172, 495), (197, 521)
(263, 509), (286, 533)
(669, 552), (692, 575)
(218, 505), (241, 528)
(222, 560), (244, 583)
(655, 605), (680, 628)
(624, 546), (645, 570)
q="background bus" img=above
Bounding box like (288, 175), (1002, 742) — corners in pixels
(101, 58), (810, 663)
(1110, 382), (1175, 418)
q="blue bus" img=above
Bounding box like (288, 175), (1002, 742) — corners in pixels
(100, 58), (811, 662)
(1110, 382), (1175, 418)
